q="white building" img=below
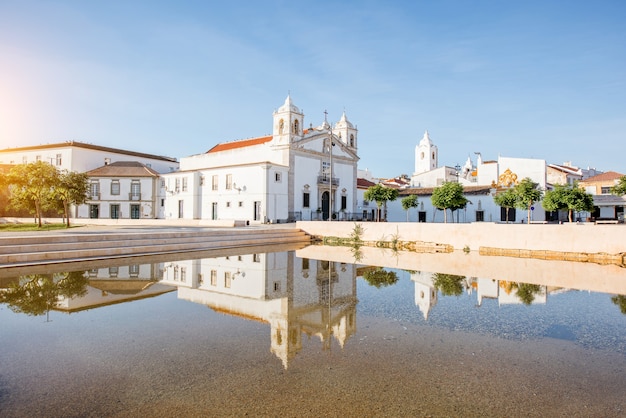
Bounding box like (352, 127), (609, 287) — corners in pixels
(78, 161), (166, 219)
(0, 141), (178, 174)
(163, 96), (360, 224)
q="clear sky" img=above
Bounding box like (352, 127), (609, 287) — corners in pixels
(1, 0), (625, 177)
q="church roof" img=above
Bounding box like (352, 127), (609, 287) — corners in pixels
(206, 135), (272, 153)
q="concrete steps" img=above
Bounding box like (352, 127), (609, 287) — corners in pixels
(0, 228), (311, 267)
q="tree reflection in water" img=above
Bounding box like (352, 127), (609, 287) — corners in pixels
(0, 271), (88, 316)
(362, 267), (398, 288)
(611, 295), (626, 314)
(433, 273), (466, 296)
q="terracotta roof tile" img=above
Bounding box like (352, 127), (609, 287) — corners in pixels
(207, 135), (272, 153)
(86, 161), (160, 177)
(582, 171), (624, 182)
(357, 178), (377, 188)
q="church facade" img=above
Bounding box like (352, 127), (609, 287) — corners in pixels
(162, 96), (360, 224)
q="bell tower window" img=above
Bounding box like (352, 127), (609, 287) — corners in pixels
(293, 119), (299, 134)
(279, 119), (284, 135)
(350, 134), (354, 147)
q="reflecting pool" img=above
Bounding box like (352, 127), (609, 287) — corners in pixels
(1, 245), (625, 417)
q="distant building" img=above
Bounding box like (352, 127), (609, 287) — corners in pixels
(579, 171), (625, 221)
(162, 96), (360, 224)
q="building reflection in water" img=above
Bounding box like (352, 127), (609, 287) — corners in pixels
(160, 251), (358, 369)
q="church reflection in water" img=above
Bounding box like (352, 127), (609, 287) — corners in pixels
(160, 251), (358, 369)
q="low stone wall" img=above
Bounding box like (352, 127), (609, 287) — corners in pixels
(296, 221), (625, 254)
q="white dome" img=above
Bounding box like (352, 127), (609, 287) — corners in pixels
(278, 94), (300, 113)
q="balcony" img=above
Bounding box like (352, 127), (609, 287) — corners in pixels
(129, 193), (141, 201)
(89, 193), (101, 200)
(317, 176), (339, 186)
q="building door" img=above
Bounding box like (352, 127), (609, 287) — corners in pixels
(321, 191), (329, 220)
(253, 201), (261, 221)
(130, 204), (140, 219)
(179, 200), (184, 218)
(418, 211), (426, 222)
(212, 202), (218, 220)
(110, 204), (120, 219)
(89, 204), (99, 219)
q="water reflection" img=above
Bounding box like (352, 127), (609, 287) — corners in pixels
(1, 245), (625, 368)
(160, 252), (357, 368)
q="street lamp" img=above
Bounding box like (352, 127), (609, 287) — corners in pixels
(454, 164), (461, 183)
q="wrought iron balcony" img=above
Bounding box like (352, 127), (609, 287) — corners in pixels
(317, 176), (339, 186)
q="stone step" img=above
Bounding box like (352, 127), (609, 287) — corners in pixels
(0, 228), (311, 267)
(0, 229), (306, 255)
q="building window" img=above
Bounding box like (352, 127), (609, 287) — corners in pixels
(22, 156), (27, 164)
(160, 199), (164, 207)
(275, 172), (282, 182)
(212, 175), (218, 191)
(55, 154), (62, 165)
(130, 204), (140, 219)
(226, 174), (232, 190)
(238, 201), (243, 207)
(160, 179), (165, 188)
(224, 272), (232, 288)
(350, 134), (354, 147)
(273, 282), (281, 292)
(109, 267), (118, 278)
(182, 177), (188, 192)
(110, 181), (120, 195)
(226, 201), (231, 208)
(341, 195), (347, 211)
(476, 210), (484, 222)
(302, 258), (309, 270)
(90, 182), (100, 200)
(210, 270), (217, 286)
(181, 267), (186, 282)
(322, 161), (330, 180)
(303, 192), (310, 208)
(198, 273), (204, 286)
(253, 254), (260, 263)
(175, 178), (180, 193)
(129, 265), (140, 277)
(35, 155), (41, 162)
(130, 181), (141, 200)
(199, 176), (205, 186)
(601, 186), (612, 194)
(110, 204), (120, 219)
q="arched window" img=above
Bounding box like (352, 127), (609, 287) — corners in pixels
(278, 119), (284, 135)
(293, 119), (299, 134)
(350, 134), (354, 147)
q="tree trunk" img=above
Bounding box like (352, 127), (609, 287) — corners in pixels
(35, 201), (42, 227)
(443, 209), (448, 223)
(64, 201), (71, 228)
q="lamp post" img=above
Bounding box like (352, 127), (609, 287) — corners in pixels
(454, 164), (461, 183)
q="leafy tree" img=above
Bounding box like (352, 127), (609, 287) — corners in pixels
(611, 295), (626, 315)
(513, 177), (543, 223)
(401, 194), (419, 221)
(431, 182), (468, 223)
(542, 184), (594, 222)
(362, 267), (399, 288)
(0, 271), (88, 316)
(55, 170), (89, 227)
(432, 273), (466, 296)
(515, 282), (542, 305)
(611, 175), (626, 196)
(363, 184), (399, 222)
(5, 162), (59, 227)
(493, 188), (517, 223)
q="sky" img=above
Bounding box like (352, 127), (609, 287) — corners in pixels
(1, 0), (625, 177)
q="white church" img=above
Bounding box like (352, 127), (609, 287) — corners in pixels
(162, 96), (360, 224)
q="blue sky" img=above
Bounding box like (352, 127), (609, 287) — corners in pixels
(1, 0), (625, 176)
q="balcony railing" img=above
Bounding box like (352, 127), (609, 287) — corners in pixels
(317, 176), (339, 186)
(129, 193), (141, 201)
(89, 193), (101, 200)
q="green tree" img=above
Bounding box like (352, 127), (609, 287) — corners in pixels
(55, 170), (89, 227)
(513, 178), (543, 223)
(363, 184), (399, 222)
(5, 161), (59, 227)
(493, 188), (517, 223)
(401, 194), (419, 221)
(432, 273), (466, 296)
(362, 267), (399, 288)
(515, 282), (542, 305)
(611, 175), (626, 196)
(611, 295), (626, 315)
(542, 184), (594, 223)
(0, 271), (88, 316)
(431, 182), (468, 223)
